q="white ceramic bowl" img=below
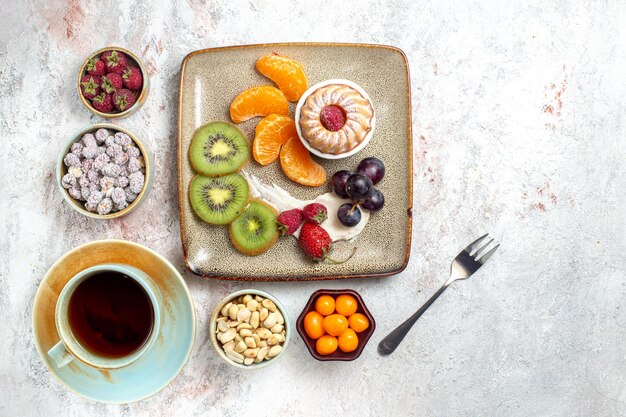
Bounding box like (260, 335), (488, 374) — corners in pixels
(294, 78), (376, 160)
(210, 289), (289, 370)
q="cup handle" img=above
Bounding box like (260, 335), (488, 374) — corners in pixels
(47, 341), (74, 368)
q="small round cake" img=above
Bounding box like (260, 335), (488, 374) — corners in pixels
(298, 82), (374, 156)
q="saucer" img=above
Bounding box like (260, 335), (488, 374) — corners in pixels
(32, 239), (196, 403)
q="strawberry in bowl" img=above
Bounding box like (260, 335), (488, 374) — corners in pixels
(78, 47), (149, 118)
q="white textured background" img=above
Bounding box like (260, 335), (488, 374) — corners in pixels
(2, 0), (626, 416)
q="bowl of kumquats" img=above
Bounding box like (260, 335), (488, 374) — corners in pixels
(296, 289), (375, 361)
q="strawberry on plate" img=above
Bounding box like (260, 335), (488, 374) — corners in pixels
(298, 223), (355, 263)
(278, 208), (304, 236)
(302, 203), (328, 225)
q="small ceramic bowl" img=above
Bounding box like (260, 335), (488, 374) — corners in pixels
(57, 123), (153, 219)
(210, 289), (289, 369)
(78, 46), (150, 118)
(296, 289), (376, 361)
(294, 78), (376, 160)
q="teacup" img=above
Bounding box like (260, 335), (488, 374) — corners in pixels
(48, 264), (161, 369)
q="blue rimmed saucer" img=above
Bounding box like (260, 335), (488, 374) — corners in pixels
(32, 239), (196, 403)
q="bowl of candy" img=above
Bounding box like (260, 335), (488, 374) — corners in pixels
(57, 123), (153, 219)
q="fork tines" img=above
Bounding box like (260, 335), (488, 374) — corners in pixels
(467, 233), (499, 264)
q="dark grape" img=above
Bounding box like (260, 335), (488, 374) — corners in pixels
(345, 174), (372, 201)
(357, 157), (385, 185)
(337, 203), (362, 227)
(331, 170), (353, 198)
(362, 188), (385, 211)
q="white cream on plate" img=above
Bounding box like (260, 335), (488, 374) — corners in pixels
(242, 172), (369, 242)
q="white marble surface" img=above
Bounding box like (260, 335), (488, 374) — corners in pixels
(2, 0), (626, 416)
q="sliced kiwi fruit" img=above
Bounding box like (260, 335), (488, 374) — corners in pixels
(229, 199), (279, 256)
(189, 121), (249, 176)
(189, 173), (249, 225)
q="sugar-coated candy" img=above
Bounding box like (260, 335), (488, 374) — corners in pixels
(116, 200), (129, 211)
(127, 157), (140, 173)
(114, 132), (132, 147)
(128, 171), (144, 194)
(124, 187), (138, 202)
(63, 153), (81, 167)
(93, 153), (110, 171)
(97, 198), (113, 215)
(102, 162), (122, 177)
(86, 190), (103, 207)
(68, 186), (82, 200)
(115, 176), (129, 188)
(71, 142), (84, 155)
(82, 146), (99, 159)
(61, 174), (76, 189)
(68, 166), (83, 178)
(95, 128), (110, 143)
(87, 169), (100, 183)
(82, 133), (97, 148)
(111, 187), (126, 205)
(127, 146), (140, 158)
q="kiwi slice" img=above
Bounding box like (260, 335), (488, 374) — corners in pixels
(229, 199), (279, 256)
(189, 173), (249, 225)
(189, 122), (249, 176)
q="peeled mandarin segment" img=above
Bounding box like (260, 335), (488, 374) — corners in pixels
(256, 54), (309, 101)
(279, 137), (327, 187)
(229, 86), (289, 124)
(252, 115), (297, 165)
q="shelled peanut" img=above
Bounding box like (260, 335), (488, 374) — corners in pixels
(215, 293), (286, 365)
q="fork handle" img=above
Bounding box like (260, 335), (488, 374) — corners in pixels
(378, 283), (449, 355)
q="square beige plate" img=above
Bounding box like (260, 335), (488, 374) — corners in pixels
(178, 43), (412, 281)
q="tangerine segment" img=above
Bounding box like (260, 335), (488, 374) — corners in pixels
(279, 137), (327, 187)
(256, 53), (308, 101)
(252, 115), (297, 165)
(229, 86), (289, 124)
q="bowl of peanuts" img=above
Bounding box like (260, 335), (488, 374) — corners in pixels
(210, 289), (289, 369)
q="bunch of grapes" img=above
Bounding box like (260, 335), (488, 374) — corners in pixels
(331, 157), (385, 227)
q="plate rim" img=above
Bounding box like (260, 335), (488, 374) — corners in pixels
(32, 239), (197, 403)
(177, 42), (413, 281)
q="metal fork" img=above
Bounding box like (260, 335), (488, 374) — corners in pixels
(378, 234), (499, 356)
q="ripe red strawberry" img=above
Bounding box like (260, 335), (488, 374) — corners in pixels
(91, 93), (114, 113)
(113, 89), (136, 111)
(298, 223), (355, 263)
(101, 50), (128, 74)
(277, 208), (304, 236)
(302, 203), (328, 225)
(101, 73), (123, 94)
(80, 75), (101, 100)
(122, 67), (143, 90)
(85, 57), (105, 76)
